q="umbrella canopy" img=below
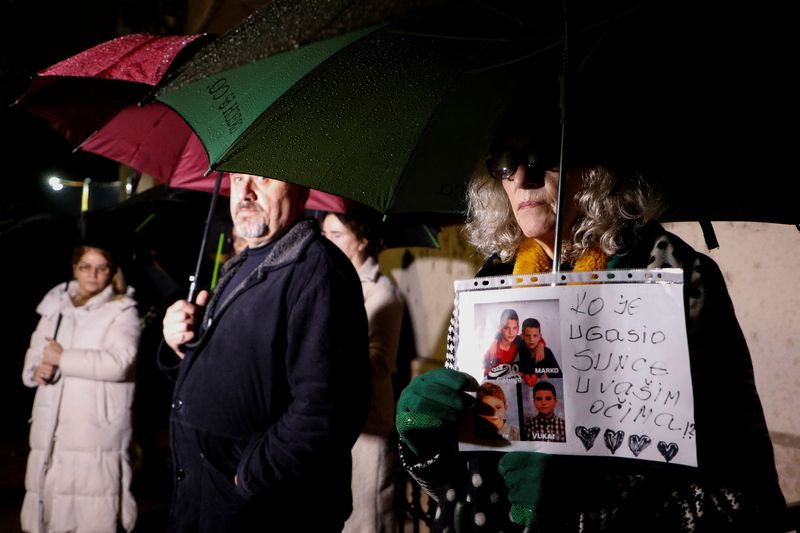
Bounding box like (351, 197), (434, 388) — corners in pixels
(80, 186), (232, 300)
(306, 189), (441, 248)
(159, 0), (452, 92)
(78, 102), (229, 195)
(156, 0), (796, 226)
(559, 1), (796, 226)
(14, 32), (213, 146)
(156, 0), (564, 217)
(71, 99), (435, 304)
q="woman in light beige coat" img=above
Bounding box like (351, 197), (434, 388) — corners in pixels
(322, 210), (405, 533)
(21, 245), (141, 533)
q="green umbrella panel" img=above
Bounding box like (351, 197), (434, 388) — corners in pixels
(155, 2), (566, 217)
(157, 27), (377, 175)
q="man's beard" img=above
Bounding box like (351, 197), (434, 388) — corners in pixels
(234, 202), (268, 238)
(235, 219), (267, 238)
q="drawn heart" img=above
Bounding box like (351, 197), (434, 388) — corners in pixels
(575, 426), (600, 451)
(657, 441), (679, 462)
(603, 429), (624, 454)
(628, 434), (652, 457)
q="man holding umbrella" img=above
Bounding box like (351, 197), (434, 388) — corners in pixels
(160, 173), (370, 532)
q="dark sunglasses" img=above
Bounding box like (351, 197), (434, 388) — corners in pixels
(485, 147), (557, 182)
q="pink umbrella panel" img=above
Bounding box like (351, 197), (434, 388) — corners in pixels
(75, 101), (434, 294)
(15, 32), (213, 146)
(79, 102), (229, 195)
(78, 100), (350, 209)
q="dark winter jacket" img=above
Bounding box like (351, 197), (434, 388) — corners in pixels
(401, 222), (786, 532)
(159, 218), (370, 532)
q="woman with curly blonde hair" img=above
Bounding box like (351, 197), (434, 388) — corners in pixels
(396, 101), (786, 532)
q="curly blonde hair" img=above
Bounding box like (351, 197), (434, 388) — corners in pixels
(465, 163), (664, 264)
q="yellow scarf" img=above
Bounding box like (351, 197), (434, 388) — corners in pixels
(512, 238), (608, 275)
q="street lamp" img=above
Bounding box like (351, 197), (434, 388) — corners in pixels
(48, 176), (92, 211)
(46, 174), (134, 212)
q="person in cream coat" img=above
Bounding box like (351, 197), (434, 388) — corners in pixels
(322, 206), (405, 533)
(21, 244), (141, 533)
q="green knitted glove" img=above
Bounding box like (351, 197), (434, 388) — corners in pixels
(395, 368), (479, 457)
(498, 451), (551, 528)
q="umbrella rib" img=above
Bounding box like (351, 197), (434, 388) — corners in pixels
(573, 5), (642, 74)
(386, 4), (643, 214)
(390, 29), (559, 44)
(209, 26), (386, 172)
(92, 35), (159, 81)
(466, 40), (565, 74)
(149, 100), (217, 178)
(464, 5), (644, 76)
(395, 4), (641, 75)
(384, 70), (467, 216)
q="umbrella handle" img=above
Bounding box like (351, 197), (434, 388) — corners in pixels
(52, 281), (69, 339)
(53, 314), (63, 339)
(187, 171), (223, 303)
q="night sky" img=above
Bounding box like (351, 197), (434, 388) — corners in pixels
(0, 0), (796, 428)
(0, 0), (191, 224)
(0, 0), (205, 432)
(0, 4), (795, 529)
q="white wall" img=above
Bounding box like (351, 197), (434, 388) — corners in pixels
(381, 221), (800, 505)
(663, 221), (800, 506)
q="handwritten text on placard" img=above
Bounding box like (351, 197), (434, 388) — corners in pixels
(454, 273), (695, 467)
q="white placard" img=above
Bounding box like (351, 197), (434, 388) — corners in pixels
(454, 269), (696, 467)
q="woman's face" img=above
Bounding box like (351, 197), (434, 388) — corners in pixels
(321, 213), (365, 265)
(501, 165), (562, 244)
(73, 248), (113, 297)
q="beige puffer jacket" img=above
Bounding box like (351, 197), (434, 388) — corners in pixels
(20, 281), (141, 533)
(359, 256), (405, 436)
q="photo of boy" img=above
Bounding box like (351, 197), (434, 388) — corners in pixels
(524, 381), (566, 443)
(482, 308), (519, 379)
(518, 317), (562, 379)
(474, 382), (521, 441)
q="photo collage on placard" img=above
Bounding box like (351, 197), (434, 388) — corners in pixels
(470, 298), (565, 444)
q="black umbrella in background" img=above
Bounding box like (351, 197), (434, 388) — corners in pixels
(1, 187), (226, 322)
(160, 0), (797, 235)
(561, 0), (797, 228)
(78, 186), (232, 306)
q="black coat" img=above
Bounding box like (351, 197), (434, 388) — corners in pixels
(159, 219), (370, 532)
(402, 222), (786, 532)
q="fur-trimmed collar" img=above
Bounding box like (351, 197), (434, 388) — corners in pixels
(512, 239), (608, 275)
(205, 218), (319, 322)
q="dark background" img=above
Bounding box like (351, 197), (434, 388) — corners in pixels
(0, 0), (183, 412)
(0, 1), (242, 530)
(0, 0), (796, 530)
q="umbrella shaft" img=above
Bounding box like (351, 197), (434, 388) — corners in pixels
(187, 171), (223, 303)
